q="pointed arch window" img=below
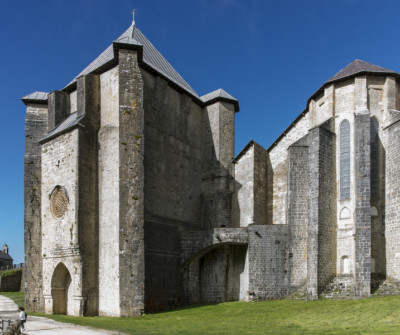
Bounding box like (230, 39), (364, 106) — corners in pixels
(340, 120), (351, 199)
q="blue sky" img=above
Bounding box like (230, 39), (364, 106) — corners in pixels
(1, 0), (400, 263)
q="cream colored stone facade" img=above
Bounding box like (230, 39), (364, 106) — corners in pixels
(22, 20), (400, 316)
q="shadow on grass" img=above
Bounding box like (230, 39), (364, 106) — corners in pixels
(146, 301), (221, 314)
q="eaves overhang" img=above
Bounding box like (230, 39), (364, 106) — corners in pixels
(203, 97), (240, 113)
(21, 91), (49, 106)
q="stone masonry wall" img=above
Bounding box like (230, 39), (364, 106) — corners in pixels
(253, 143), (269, 225)
(98, 66), (120, 316)
(268, 113), (309, 225)
(316, 125), (337, 293)
(370, 116), (386, 275)
(335, 79), (354, 115)
(287, 136), (309, 289)
(0, 270), (22, 292)
(141, 68), (203, 311)
(24, 102), (48, 312)
(142, 69), (202, 311)
(118, 49), (145, 316)
(47, 91), (70, 131)
(384, 112), (400, 281)
(41, 129), (82, 316)
(199, 244), (247, 303)
(307, 123), (336, 299)
(247, 224), (289, 300)
(180, 228), (249, 264)
(202, 101), (235, 230)
(70, 90), (77, 114)
(180, 228), (248, 305)
(368, 77), (389, 277)
(76, 74), (100, 315)
(231, 141), (269, 229)
(232, 146), (254, 227)
(354, 111), (371, 297)
(199, 246), (227, 302)
(142, 70), (203, 225)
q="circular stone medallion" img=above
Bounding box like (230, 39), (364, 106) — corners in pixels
(50, 186), (69, 218)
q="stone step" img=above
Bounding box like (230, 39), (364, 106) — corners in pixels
(320, 277), (355, 300)
(372, 277), (400, 296)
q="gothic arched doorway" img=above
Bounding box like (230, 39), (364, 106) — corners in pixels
(51, 263), (72, 314)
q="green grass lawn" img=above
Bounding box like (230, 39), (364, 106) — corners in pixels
(23, 296), (400, 335)
(2, 292), (400, 334)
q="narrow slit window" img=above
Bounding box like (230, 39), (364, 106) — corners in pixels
(340, 120), (350, 199)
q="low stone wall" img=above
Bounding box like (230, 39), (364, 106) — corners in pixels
(1, 319), (21, 335)
(0, 270), (22, 292)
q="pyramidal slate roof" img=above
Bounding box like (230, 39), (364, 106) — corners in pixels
(326, 59), (398, 84)
(65, 24), (199, 98)
(21, 91), (49, 104)
(201, 89), (239, 112)
(201, 89), (238, 103)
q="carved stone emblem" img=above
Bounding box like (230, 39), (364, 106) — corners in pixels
(50, 186), (69, 218)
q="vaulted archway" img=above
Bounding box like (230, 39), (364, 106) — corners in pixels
(182, 242), (248, 305)
(51, 263), (72, 315)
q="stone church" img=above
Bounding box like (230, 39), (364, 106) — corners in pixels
(0, 244), (13, 268)
(22, 19), (400, 317)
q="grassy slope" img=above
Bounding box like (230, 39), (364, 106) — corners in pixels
(26, 296), (400, 335)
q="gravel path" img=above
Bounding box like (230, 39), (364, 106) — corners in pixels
(0, 295), (125, 334)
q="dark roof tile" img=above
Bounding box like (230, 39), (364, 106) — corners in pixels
(326, 59), (397, 83)
(201, 88), (239, 112)
(0, 250), (13, 261)
(201, 89), (238, 103)
(65, 24), (198, 98)
(40, 112), (85, 143)
(21, 91), (49, 103)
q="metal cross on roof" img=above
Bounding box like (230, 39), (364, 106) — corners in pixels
(132, 9), (138, 26)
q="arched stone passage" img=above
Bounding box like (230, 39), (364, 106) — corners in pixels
(51, 263), (72, 315)
(201, 244), (248, 302)
(182, 243), (248, 304)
